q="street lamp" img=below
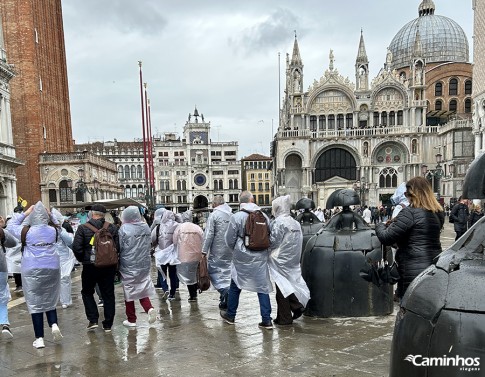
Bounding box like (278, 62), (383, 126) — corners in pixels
(421, 153), (443, 199)
(67, 168), (100, 201)
(353, 176), (369, 206)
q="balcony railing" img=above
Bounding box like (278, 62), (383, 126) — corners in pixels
(277, 125), (440, 140)
(438, 119), (473, 135)
(39, 151), (117, 170)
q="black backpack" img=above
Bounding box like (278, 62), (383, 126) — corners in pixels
(241, 210), (270, 251)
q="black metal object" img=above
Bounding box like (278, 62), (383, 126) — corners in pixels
(301, 190), (393, 317)
(295, 198), (324, 254)
(389, 152), (485, 377)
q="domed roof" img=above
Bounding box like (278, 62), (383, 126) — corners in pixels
(389, 0), (469, 69)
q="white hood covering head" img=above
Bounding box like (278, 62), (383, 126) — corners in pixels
(391, 182), (409, 207)
(214, 202), (232, 215)
(122, 206), (143, 224)
(272, 195), (292, 218)
(23, 201), (50, 226)
(51, 208), (64, 224)
(154, 208), (166, 221)
(181, 210), (192, 223)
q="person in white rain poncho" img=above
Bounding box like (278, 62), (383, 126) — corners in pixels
(51, 208), (76, 309)
(5, 214), (22, 291)
(119, 206), (156, 327)
(152, 210), (179, 300)
(0, 217), (20, 339)
(6, 202), (63, 349)
(268, 195), (310, 326)
(173, 210), (203, 302)
(221, 191), (273, 330)
(150, 207), (168, 291)
(390, 182), (410, 220)
(202, 195), (233, 309)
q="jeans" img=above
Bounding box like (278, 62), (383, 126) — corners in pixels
(158, 264), (179, 296)
(218, 287), (229, 308)
(81, 264), (116, 328)
(226, 279), (271, 323)
(31, 310), (57, 338)
(0, 304), (8, 325)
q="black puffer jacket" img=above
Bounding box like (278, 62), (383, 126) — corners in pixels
(72, 218), (120, 265)
(375, 207), (444, 298)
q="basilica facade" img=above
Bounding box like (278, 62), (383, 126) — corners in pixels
(272, 0), (474, 207)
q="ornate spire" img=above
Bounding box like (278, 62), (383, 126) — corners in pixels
(356, 29), (368, 64)
(290, 31), (302, 65)
(418, 0), (435, 17)
(413, 27), (423, 58)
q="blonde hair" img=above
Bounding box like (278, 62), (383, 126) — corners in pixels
(405, 176), (443, 213)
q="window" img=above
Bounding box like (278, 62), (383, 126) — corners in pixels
(258, 182), (263, 191)
(435, 82), (443, 96)
(465, 98), (472, 113)
(137, 165), (143, 179)
(250, 173), (255, 180)
(328, 115), (335, 130)
(374, 112), (379, 126)
(381, 112), (388, 126)
(435, 99), (442, 111)
(449, 99), (457, 112)
(258, 173), (262, 180)
(224, 151), (236, 156)
(378, 167), (398, 188)
(214, 180), (219, 190)
(265, 195), (270, 205)
(449, 78), (458, 95)
(213, 171), (224, 175)
(131, 165), (136, 178)
(389, 111), (395, 126)
(258, 195), (264, 205)
(337, 114), (344, 129)
(124, 165), (130, 179)
(49, 189), (57, 204)
(228, 170), (239, 175)
(346, 113), (353, 128)
(397, 111), (403, 125)
(234, 179), (238, 189)
(310, 116), (317, 131)
(318, 115), (326, 130)
(250, 182), (255, 191)
(229, 179), (234, 190)
(465, 80), (472, 95)
(265, 182), (270, 191)
(118, 166), (124, 179)
(264, 173), (269, 179)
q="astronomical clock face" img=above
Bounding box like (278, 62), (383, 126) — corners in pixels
(190, 132), (208, 144)
(193, 173), (207, 186)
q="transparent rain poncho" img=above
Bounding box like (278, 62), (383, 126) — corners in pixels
(150, 207), (166, 231)
(268, 195), (310, 306)
(390, 182), (410, 219)
(6, 201), (60, 313)
(5, 214), (22, 275)
(202, 203), (233, 290)
(0, 229), (19, 306)
(52, 208), (76, 305)
(225, 202), (273, 294)
(152, 210), (180, 267)
(173, 210), (203, 285)
(119, 206), (155, 301)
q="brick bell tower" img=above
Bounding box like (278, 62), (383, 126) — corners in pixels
(0, 0), (73, 205)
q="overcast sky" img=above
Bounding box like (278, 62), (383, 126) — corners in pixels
(61, 0), (473, 158)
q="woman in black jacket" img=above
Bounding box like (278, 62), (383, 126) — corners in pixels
(375, 177), (444, 301)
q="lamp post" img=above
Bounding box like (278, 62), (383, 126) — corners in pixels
(421, 153), (444, 200)
(67, 168), (100, 202)
(353, 176), (369, 206)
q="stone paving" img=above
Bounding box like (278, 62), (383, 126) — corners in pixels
(0, 222), (457, 377)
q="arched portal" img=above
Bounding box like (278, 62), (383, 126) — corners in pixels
(314, 148), (357, 182)
(193, 195), (208, 210)
(284, 154), (303, 203)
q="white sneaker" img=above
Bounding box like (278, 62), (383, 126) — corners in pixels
(147, 308), (156, 324)
(51, 324), (63, 341)
(123, 320), (137, 328)
(61, 304), (68, 309)
(33, 337), (45, 349)
(1, 325), (13, 339)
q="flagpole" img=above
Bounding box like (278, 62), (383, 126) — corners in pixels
(138, 61), (149, 204)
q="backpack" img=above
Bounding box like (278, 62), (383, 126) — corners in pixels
(241, 209), (270, 251)
(197, 254), (210, 293)
(84, 222), (118, 268)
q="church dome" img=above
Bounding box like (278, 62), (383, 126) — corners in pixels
(389, 0), (469, 69)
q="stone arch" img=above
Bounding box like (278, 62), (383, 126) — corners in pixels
(371, 140), (409, 166)
(193, 195), (208, 210)
(371, 84), (407, 111)
(306, 85), (358, 114)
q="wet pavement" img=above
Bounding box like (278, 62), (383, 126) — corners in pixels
(0, 222), (457, 377)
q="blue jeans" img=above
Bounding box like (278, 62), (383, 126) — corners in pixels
(0, 304), (8, 325)
(226, 279), (271, 323)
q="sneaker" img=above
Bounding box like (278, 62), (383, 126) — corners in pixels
(61, 304), (68, 309)
(167, 295), (176, 301)
(218, 302), (227, 310)
(51, 324), (63, 341)
(33, 337), (45, 349)
(86, 322), (98, 330)
(1, 325), (13, 339)
(188, 297), (197, 302)
(258, 321), (274, 330)
(154, 285), (164, 290)
(220, 311), (235, 325)
(14, 286), (23, 293)
(97, 300), (104, 307)
(103, 327), (112, 333)
(161, 291), (169, 300)
(123, 320), (137, 328)
(147, 308), (157, 324)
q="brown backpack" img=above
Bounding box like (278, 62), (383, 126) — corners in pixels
(197, 254), (211, 293)
(84, 222), (118, 268)
(241, 209), (270, 251)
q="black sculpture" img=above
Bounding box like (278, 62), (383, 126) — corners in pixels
(295, 198), (324, 254)
(301, 189), (393, 317)
(389, 152), (485, 377)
